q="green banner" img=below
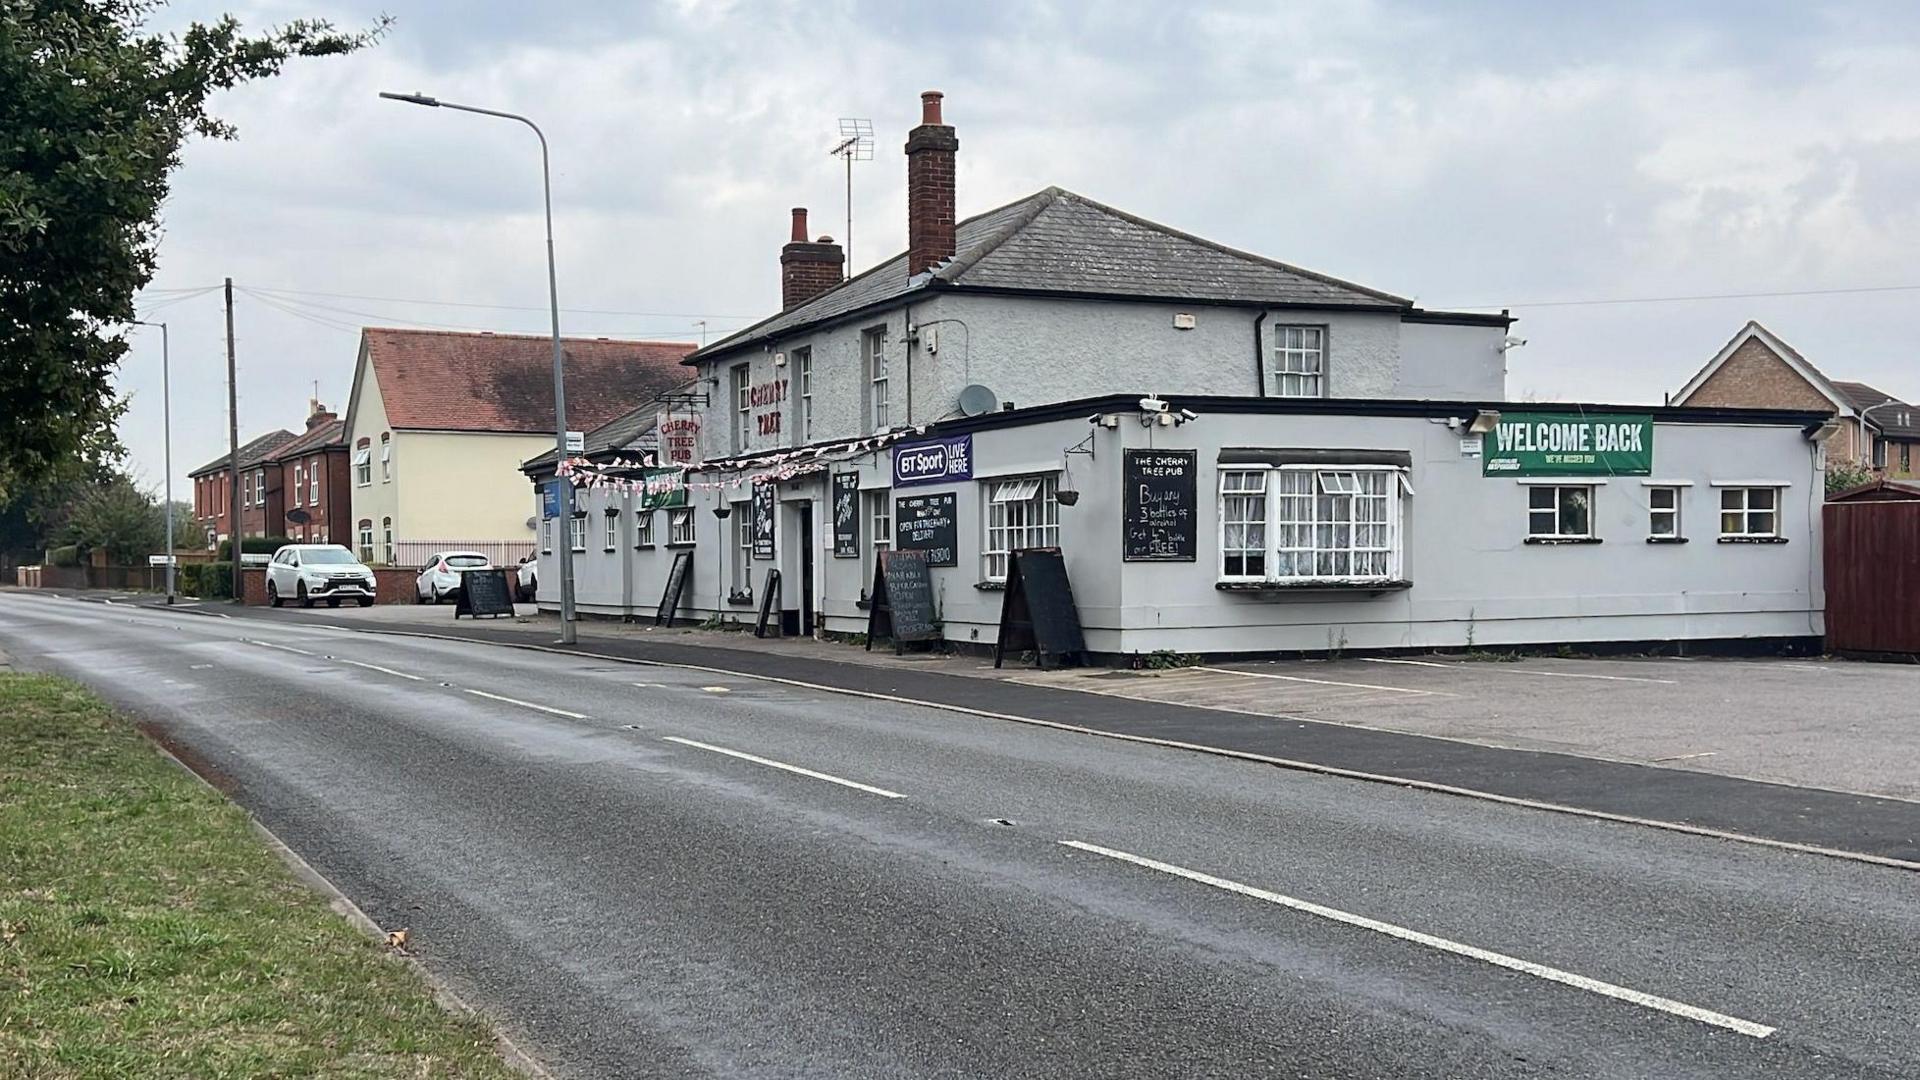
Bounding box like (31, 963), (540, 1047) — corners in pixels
(637, 468), (688, 511)
(1483, 412), (1653, 476)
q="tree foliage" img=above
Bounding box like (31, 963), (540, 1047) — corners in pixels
(1825, 457), (1879, 497)
(57, 474), (168, 562)
(0, 0), (385, 499)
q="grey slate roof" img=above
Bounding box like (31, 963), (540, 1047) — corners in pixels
(688, 187), (1410, 363)
(1832, 381), (1920, 438)
(522, 381), (691, 472)
(188, 429), (297, 478)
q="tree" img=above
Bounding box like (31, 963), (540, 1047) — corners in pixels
(1825, 457), (1878, 497)
(58, 475), (168, 563)
(0, 1), (386, 499)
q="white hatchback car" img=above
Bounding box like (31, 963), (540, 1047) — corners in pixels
(416, 551), (493, 604)
(265, 544), (377, 608)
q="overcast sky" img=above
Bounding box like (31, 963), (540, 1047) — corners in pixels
(118, 0), (1920, 499)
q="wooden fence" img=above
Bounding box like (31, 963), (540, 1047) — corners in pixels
(1824, 499), (1920, 655)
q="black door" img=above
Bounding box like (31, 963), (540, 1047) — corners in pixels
(798, 503), (815, 636)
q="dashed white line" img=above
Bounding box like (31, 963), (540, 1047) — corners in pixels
(1196, 666), (1445, 696)
(662, 736), (906, 799)
(1059, 839), (1774, 1039)
(700, 686), (731, 694)
(1361, 657), (1676, 684)
(248, 640), (315, 657)
(337, 658), (424, 681)
(462, 687), (588, 719)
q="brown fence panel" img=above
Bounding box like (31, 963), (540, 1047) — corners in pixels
(1824, 500), (1920, 654)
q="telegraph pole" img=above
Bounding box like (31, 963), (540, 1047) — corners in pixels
(225, 277), (242, 602)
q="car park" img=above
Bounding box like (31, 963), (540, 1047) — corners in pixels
(415, 551), (493, 604)
(265, 544), (377, 608)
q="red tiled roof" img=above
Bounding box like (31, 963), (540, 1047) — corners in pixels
(363, 328), (695, 434)
(267, 418), (346, 461)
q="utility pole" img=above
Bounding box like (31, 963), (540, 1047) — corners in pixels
(225, 277), (242, 602)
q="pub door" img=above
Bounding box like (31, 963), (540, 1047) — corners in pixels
(795, 503), (816, 636)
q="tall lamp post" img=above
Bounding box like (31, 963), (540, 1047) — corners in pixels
(132, 320), (175, 604)
(379, 91), (576, 643)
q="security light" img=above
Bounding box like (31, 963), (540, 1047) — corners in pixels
(1466, 410), (1502, 436)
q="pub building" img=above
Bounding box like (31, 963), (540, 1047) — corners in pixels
(525, 92), (1828, 657)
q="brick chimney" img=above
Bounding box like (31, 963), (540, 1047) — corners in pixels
(780, 207), (845, 309)
(305, 400), (337, 430)
(905, 90), (958, 276)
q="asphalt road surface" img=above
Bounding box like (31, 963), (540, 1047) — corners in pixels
(4, 591), (1917, 1079)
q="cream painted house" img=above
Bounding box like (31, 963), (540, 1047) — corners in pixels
(343, 328), (694, 566)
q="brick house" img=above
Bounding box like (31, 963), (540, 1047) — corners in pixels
(188, 429), (296, 547)
(1672, 321), (1918, 479)
(264, 401), (351, 545)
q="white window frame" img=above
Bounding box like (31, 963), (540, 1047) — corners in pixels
(308, 456), (320, 504)
(1268, 325), (1326, 399)
(1647, 485), (1682, 540)
(636, 511), (655, 548)
(568, 513), (587, 552)
(667, 507), (696, 545)
(542, 517), (554, 554)
(353, 447), (372, 487)
(797, 348), (813, 444)
(1216, 465), (1406, 583)
(603, 510), (619, 551)
(381, 517), (393, 565)
(292, 464), (303, 507)
(1527, 484), (1596, 540)
(734, 505), (754, 595)
(731, 365), (751, 454)
(358, 523), (374, 563)
(254, 468), (265, 506)
(982, 474), (1060, 583)
(862, 491), (893, 597)
(380, 434), (392, 482)
(1718, 486), (1781, 539)
(864, 327), (890, 431)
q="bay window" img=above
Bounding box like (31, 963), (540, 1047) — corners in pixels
(1217, 465), (1405, 583)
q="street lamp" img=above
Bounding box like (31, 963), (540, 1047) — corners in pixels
(380, 91), (577, 643)
(132, 320), (175, 604)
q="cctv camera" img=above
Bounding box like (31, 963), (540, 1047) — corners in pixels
(1138, 396), (1168, 413)
(1179, 409), (1199, 421)
(1499, 335), (1528, 352)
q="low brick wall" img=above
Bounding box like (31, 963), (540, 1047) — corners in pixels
(241, 567), (419, 605)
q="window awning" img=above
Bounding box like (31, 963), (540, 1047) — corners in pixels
(990, 477), (1042, 503)
(352, 448), (371, 466)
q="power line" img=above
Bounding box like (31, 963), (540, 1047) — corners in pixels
(1441, 283), (1920, 311)
(237, 286), (714, 340)
(242, 284), (758, 321)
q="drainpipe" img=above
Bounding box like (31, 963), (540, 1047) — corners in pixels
(1252, 311), (1269, 395)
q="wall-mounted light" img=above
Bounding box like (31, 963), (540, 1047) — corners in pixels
(1807, 420), (1841, 444)
(773, 351), (787, 367)
(1466, 409), (1502, 436)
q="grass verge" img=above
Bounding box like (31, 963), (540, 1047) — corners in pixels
(0, 673), (522, 1079)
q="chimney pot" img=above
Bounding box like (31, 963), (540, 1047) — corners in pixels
(920, 90), (944, 125)
(905, 90), (959, 276)
(789, 207), (808, 243)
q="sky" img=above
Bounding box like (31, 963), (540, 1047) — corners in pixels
(116, 0), (1920, 500)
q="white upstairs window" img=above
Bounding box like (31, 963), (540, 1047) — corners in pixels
(1268, 325), (1325, 398)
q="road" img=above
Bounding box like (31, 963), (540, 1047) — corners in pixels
(3, 590), (1916, 1078)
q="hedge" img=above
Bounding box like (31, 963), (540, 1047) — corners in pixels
(176, 562), (236, 600)
(216, 535), (291, 560)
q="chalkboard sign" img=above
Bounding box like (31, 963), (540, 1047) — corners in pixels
(454, 568), (516, 619)
(1123, 449), (1198, 561)
(865, 549), (939, 653)
(894, 491), (957, 567)
(656, 550), (692, 626)
(831, 472), (861, 558)
(751, 480), (775, 560)
(994, 548), (1087, 669)
(754, 569), (782, 638)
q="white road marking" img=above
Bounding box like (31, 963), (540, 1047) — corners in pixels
(336, 658), (424, 681)
(1196, 666), (1445, 696)
(701, 686), (731, 694)
(1059, 839), (1776, 1039)
(1652, 751), (1718, 763)
(662, 736), (905, 799)
(1361, 657), (1676, 684)
(248, 640), (315, 657)
(461, 688), (588, 719)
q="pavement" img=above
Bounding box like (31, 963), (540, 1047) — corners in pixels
(3, 589), (1919, 1078)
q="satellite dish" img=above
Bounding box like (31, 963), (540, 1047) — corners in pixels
(524, 516), (538, 531)
(285, 508), (311, 525)
(957, 383), (998, 418)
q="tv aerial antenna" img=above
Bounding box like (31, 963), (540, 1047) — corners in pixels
(829, 118), (873, 271)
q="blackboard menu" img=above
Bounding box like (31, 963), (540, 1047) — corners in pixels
(866, 549), (938, 650)
(454, 568), (515, 619)
(894, 491), (957, 567)
(993, 547), (1087, 669)
(1123, 449), (1197, 562)
(831, 472), (860, 558)
(656, 550), (692, 626)
(751, 480), (775, 560)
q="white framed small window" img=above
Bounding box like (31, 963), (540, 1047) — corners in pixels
(864, 327), (890, 430)
(636, 512), (655, 548)
(982, 474), (1059, 582)
(380, 433), (392, 482)
(603, 511), (618, 551)
(568, 513), (587, 552)
(734, 507), (754, 594)
(1268, 325), (1325, 398)
(1528, 485), (1594, 540)
(308, 456), (320, 504)
(292, 465), (303, 507)
(1219, 469), (1268, 579)
(796, 348), (813, 444)
(1647, 486), (1682, 540)
(1719, 486), (1780, 539)
(381, 517), (393, 565)
(667, 507), (696, 545)
(353, 447), (372, 486)
(253, 468), (266, 506)
(863, 490), (892, 596)
(731, 365), (751, 454)
(358, 522), (374, 563)
(542, 517), (554, 554)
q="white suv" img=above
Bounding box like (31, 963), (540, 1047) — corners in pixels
(266, 544), (377, 608)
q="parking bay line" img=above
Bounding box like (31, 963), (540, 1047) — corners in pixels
(462, 687), (589, 720)
(1195, 667), (1447, 696)
(1361, 657), (1677, 684)
(1059, 839), (1774, 1039)
(661, 736), (906, 799)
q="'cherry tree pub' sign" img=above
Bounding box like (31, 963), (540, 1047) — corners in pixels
(893, 434), (972, 488)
